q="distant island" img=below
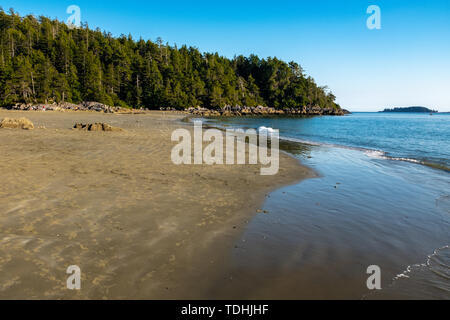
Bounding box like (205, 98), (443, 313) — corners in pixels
(381, 106), (438, 113)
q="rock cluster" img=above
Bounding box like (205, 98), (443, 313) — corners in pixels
(184, 105), (350, 117)
(0, 117), (34, 130)
(73, 123), (123, 132)
(6, 102), (128, 113)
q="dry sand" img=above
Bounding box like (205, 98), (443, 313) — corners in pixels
(0, 110), (313, 299)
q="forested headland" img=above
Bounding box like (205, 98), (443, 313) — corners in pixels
(0, 9), (342, 111)
(381, 107), (438, 113)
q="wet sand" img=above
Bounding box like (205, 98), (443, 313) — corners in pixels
(213, 146), (450, 300)
(0, 110), (313, 299)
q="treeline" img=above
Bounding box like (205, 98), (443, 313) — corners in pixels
(0, 8), (340, 110)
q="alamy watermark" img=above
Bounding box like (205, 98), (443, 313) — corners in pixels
(66, 265), (81, 290)
(366, 5), (381, 30)
(66, 5), (81, 29)
(171, 121), (279, 175)
(366, 265), (381, 290)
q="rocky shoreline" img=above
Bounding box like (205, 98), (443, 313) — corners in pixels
(4, 101), (129, 113)
(179, 105), (350, 116)
(4, 102), (350, 116)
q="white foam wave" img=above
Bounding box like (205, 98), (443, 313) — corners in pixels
(393, 263), (425, 280)
(389, 157), (423, 164)
(363, 150), (386, 159)
(364, 150), (425, 165)
(392, 245), (450, 281)
(258, 126), (276, 135)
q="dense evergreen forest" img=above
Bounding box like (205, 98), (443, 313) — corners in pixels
(0, 9), (341, 110)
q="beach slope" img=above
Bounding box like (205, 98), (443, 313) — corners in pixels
(0, 110), (312, 299)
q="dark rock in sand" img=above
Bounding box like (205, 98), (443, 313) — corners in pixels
(73, 123), (123, 132)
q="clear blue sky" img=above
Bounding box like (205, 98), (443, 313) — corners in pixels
(2, 0), (449, 111)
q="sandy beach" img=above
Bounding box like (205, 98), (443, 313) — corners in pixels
(0, 110), (312, 299)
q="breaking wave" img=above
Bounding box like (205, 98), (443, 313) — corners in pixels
(279, 135), (450, 172)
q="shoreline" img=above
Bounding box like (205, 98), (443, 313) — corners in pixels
(199, 116), (450, 173)
(0, 110), (314, 299)
(201, 136), (450, 299)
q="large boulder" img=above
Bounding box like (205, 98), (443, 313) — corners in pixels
(0, 117), (34, 130)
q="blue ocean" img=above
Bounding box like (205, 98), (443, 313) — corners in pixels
(206, 112), (450, 171)
(201, 113), (450, 299)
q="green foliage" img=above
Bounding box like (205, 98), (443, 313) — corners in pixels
(0, 9), (340, 110)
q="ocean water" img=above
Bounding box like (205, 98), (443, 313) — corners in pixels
(204, 112), (450, 171)
(202, 113), (450, 299)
